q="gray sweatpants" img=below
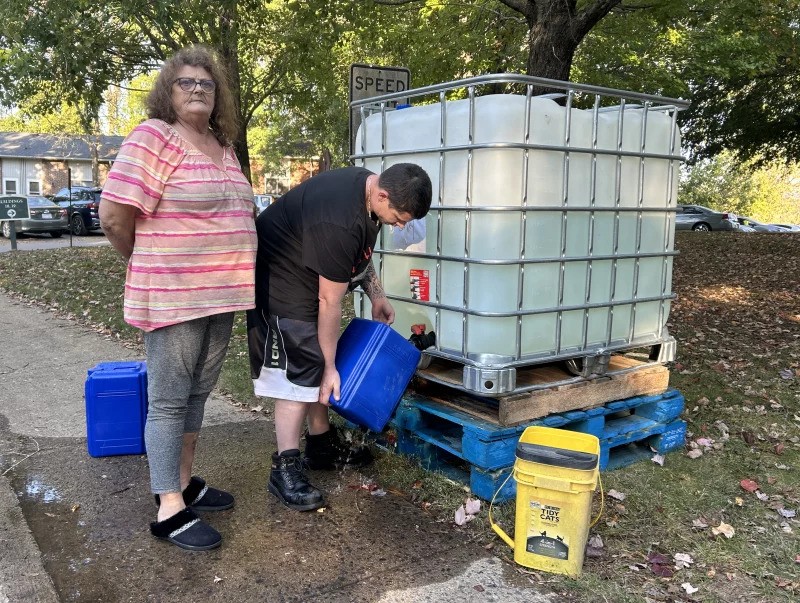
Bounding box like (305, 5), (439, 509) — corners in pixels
(143, 312), (235, 494)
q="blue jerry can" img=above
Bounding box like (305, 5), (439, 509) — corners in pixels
(330, 318), (420, 432)
(85, 361), (148, 457)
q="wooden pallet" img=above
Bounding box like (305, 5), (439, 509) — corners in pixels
(388, 390), (687, 502)
(414, 355), (670, 426)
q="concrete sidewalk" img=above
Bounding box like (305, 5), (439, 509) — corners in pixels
(0, 292), (553, 603)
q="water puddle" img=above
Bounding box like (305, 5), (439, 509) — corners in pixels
(24, 477), (63, 503)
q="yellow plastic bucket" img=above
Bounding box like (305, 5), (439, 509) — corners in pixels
(491, 426), (600, 578)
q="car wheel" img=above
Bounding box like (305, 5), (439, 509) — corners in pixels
(70, 214), (88, 236)
(50, 231), (63, 238)
(1, 221), (11, 238)
(692, 223), (711, 232)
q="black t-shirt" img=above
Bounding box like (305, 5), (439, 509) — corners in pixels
(254, 167), (380, 321)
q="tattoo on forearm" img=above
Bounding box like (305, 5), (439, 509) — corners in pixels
(362, 262), (386, 300)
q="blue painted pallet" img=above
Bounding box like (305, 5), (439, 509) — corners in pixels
(388, 389), (687, 502)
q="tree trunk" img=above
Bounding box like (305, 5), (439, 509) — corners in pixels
(218, 1), (251, 183)
(498, 0), (623, 95)
(526, 14), (575, 84)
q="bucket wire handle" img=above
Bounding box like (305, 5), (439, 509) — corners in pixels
(488, 471), (515, 549)
(589, 472), (604, 528)
(489, 468), (606, 543)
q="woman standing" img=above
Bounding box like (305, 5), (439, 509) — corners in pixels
(100, 46), (256, 551)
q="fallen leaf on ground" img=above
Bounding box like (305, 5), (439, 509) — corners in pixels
(681, 582), (699, 595)
(650, 563), (674, 578)
(687, 449), (703, 459)
(692, 518), (709, 529)
(674, 553), (694, 569)
(774, 443), (785, 455)
(651, 454), (665, 466)
(756, 491), (769, 502)
(586, 545), (604, 558)
(647, 552), (670, 565)
(607, 489), (626, 501)
(740, 479), (759, 492)
(777, 508), (796, 518)
(712, 522), (735, 538)
(779, 368), (795, 379)
(588, 535), (604, 549)
(411, 480), (423, 489)
(465, 498), (481, 515)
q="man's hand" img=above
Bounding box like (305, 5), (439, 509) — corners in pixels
(318, 365), (341, 405)
(362, 260), (394, 324)
(371, 297), (395, 325)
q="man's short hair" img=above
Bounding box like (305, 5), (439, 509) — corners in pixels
(379, 163), (432, 219)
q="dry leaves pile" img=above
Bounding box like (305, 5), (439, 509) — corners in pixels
(575, 233), (800, 602)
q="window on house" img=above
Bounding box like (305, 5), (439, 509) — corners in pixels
(27, 180), (41, 195)
(3, 179), (18, 195)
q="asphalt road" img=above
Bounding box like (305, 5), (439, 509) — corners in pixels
(0, 230), (110, 253)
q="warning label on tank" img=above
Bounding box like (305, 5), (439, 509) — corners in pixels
(409, 269), (429, 301)
(526, 500), (568, 559)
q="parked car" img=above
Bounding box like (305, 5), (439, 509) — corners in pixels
(675, 204), (737, 232)
(730, 219), (756, 233)
(52, 186), (102, 235)
(0, 196), (68, 238)
(254, 194), (275, 214)
(733, 216), (787, 233)
(770, 223), (800, 233)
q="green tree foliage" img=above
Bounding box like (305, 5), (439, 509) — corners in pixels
(0, 0), (355, 178)
(0, 94), (84, 134)
(251, 0), (531, 168)
(0, 0), (148, 132)
(680, 152), (800, 224)
(572, 0), (800, 164)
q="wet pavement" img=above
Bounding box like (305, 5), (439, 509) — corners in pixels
(0, 293), (553, 602)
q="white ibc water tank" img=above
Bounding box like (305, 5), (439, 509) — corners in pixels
(354, 93), (680, 364)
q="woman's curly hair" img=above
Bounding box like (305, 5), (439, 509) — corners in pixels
(145, 45), (238, 146)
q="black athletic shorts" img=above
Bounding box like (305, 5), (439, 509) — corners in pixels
(246, 309), (323, 402)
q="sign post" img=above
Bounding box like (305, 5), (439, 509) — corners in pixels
(0, 195), (29, 251)
(349, 63), (410, 159)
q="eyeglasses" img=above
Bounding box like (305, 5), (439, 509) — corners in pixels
(173, 77), (216, 93)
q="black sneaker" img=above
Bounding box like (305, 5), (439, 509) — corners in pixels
(268, 449), (325, 511)
(304, 426), (373, 470)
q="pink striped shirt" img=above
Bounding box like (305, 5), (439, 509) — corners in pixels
(102, 119), (257, 331)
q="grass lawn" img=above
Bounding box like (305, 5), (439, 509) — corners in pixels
(0, 231), (797, 602)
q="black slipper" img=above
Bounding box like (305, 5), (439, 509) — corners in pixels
(184, 476), (235, 511)
(149, 507), (221, 551)
(154, 476), (235, 511)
